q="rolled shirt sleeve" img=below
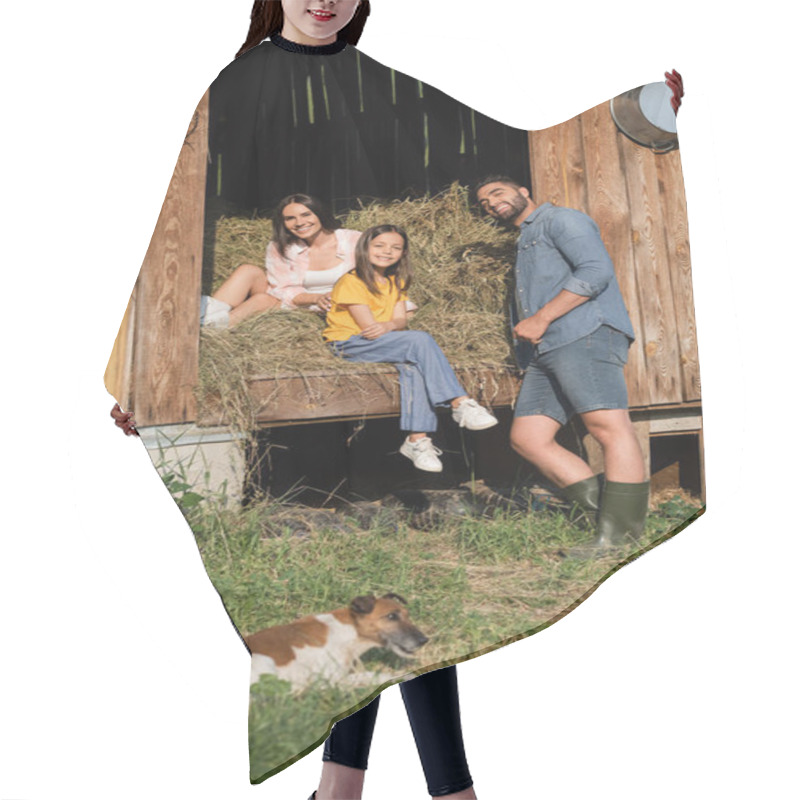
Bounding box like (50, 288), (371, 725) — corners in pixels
(549, 212), (615, 298)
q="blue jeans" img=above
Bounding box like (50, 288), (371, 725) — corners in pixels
(329, 331), (465, 432)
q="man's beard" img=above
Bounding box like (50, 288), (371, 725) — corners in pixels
(493, 192), (529, 224)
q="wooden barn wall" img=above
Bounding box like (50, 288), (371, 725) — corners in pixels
(529, 102), (700, 409)
(118, 92), (209, 427)
(208, 55), (530, 215)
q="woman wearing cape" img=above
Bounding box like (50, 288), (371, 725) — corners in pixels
(108, 0), (698, 792)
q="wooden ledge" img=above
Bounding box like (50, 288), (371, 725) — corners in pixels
(198, 366), (521, 427)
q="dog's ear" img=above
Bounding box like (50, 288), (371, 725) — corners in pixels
(381, 593), (408, 606)
(350, 595), (377, 615)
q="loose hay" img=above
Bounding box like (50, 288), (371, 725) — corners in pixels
(198, 184), (519, 426)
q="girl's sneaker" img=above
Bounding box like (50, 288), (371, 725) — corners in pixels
(400, 436), (444, 472)
(452, 398), (498, 430)
(200, 295), (231, 328)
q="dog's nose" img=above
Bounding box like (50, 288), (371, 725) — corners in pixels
(417, 633), (429, 647)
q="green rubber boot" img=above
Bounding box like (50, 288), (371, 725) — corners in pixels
(568, 479), (650, 559)
(561, 474), (603, 527)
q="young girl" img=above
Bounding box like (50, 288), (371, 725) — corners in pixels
(323, 224), (498, 473)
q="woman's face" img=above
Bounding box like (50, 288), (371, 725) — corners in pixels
(282, 203), (323, 241)
(280, 1), (361, 46)
(368, 232), (406, 270)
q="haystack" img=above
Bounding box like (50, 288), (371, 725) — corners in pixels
(198, 184), (519, 425)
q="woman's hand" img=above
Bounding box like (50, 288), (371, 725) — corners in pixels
(361, 321), (396, 340)
(665, 69), (684, 114)
(313, 293), (333, 312)
(110, 403), (139, 436)
(293, 292), (333, 310)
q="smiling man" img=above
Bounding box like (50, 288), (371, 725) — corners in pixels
(475, 176), (649, 558)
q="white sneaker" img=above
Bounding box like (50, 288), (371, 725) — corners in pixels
(452, 398), (498, 430)
(400, 436), (444, 472)
(201, 296), (231, 328)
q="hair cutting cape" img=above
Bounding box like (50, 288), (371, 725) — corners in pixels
(105, 37), (703, 783)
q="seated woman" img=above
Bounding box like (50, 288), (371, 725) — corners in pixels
(201, 193), (362, 327)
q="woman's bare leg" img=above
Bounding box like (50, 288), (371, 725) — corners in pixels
(228, 292), (280, 325)
(210, 263), (280, 324)
(212, 263), (269, 307)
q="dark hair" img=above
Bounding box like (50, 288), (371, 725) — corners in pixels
(473, 174), (526, 202)
(272, 194), (341, 257)
(237, 1), (372, 58)
(354, 225), (413, 296)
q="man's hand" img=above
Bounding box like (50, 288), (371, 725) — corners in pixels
(665, 69), (684, 114)
(361, 321), (396, 340)
(110, 403), (139, 436)
(514, 313), (549, 344)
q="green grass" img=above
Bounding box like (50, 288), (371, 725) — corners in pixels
(177, 488), (703, 782)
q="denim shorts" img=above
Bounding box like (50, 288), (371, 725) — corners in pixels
(514, 325), (631, 423)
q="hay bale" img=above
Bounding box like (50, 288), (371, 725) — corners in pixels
(198, 184), (518, 423)
(209, 216), (274, 291)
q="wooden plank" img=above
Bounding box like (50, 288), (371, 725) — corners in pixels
(649, 414), (703, 434)
(104, 291), (136, 409)
(529, 114), (588, 213)
(306, 64), (334, 199)
(363, 59), (398, 197)
(390, 69), (427, 196)
(474, 110), (513, 185)
(424, 85), (465, 195)
(657, 151), (702, 401)
(198, 367), (521, 427)
(196, 363), (699, 429)
(630, 400), (701, 415)
(618, 132), (682, 405)
(131, 92), (209, 426)
(580, 102), (649, 407)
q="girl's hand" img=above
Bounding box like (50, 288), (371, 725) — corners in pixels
(315, 293), (333, 312)
(110, 403), (139, 437)
(361, 321), (396, 339)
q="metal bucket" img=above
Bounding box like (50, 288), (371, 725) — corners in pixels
(610, 82), (679, 153)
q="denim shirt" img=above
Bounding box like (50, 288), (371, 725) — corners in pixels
(512, 203), (635, 367)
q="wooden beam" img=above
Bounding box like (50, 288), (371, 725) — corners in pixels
(529, 113), (589, 213)
(579, 103), (650, 408)
(198, 363), (702, 430)
(131, 92), (209, 426)
(198, 367), (521, 427)
(657, 151), (702, 402)
(618, 133), (682, 405)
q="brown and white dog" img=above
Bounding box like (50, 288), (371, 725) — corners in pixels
(246, 593), (429, 691)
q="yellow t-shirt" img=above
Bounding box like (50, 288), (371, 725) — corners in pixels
(323, 272), (408, 342)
